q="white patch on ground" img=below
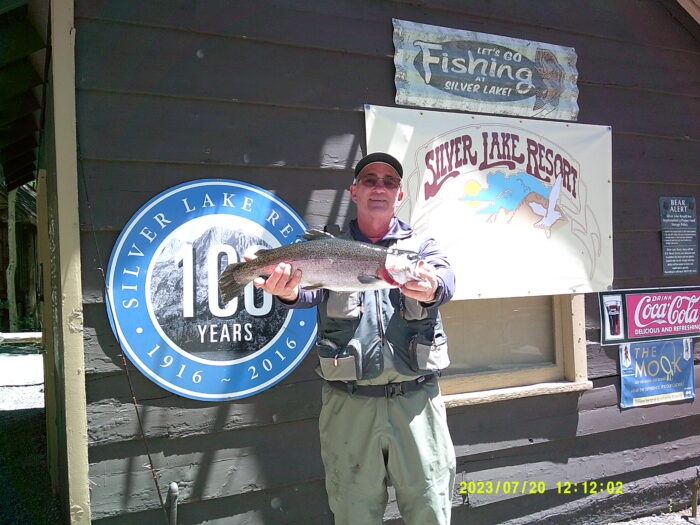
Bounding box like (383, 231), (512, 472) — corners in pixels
(0, 354), (43, 385)
(0, 385), (44, 410)
(0, 353), (44, 410)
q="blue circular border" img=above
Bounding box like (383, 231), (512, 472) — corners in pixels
(105, 180), (317, 401)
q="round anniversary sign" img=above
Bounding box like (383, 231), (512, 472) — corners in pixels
(106, 180), (317, 401)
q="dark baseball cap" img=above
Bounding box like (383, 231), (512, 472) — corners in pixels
(354, 152), (403, 180)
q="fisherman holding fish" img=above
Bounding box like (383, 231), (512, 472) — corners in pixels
(221, 152), (455, 524)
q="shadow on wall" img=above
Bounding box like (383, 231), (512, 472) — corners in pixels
(88, 322), (332, 522)
(81, 101), (370, 522)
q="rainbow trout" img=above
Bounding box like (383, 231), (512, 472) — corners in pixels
(219, 229), (424, 302)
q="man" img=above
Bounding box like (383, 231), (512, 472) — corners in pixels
(254, 152), (456, 524)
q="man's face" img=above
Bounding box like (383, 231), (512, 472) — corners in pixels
(350, 162), (403, 219)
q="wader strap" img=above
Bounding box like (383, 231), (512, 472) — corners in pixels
(327, 375), (434, 398)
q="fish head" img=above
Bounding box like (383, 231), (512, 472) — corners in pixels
(384, 249), (425, 285)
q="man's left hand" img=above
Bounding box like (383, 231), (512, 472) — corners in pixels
(401, 262), (439, 303)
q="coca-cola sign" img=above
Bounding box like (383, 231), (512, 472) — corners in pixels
(599, 287), (700, 345)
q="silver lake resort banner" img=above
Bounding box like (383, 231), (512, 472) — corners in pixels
(365, 105), (613, 301)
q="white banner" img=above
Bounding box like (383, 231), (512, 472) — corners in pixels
(365, 105), (613, 300)
(393, 19), (579, 121)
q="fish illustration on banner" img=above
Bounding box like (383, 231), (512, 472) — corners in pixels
(365, 104), (613, 300)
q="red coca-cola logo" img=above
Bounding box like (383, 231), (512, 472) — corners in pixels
(633, 295), (700, 328)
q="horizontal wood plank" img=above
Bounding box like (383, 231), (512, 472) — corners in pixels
(76, 160), (355, 233)
(86, 378), (323, 445)
(75, 133), (700, 233)
(75, 20), (392, 110)
(91, 480), (333, 524)
(460, 416), (700, 506)
(84, 347), (322, 401)
(448, 465), (699, 525)
(613, 231), (700, 284)
(575, 83), (699, 138)
(89, 422), (326, 518)
(74, 0), (700, 54)
(394, 0), (700, 52)
(87, 365), (700, 452)
(76, 91), (366, 168)
(613, 275), (700, 289)
(614, 183), (700, 232)
(75, 90), (697, 172)
(88, 392), (700, 517)
(586, 339), (620, 380)
(614, 134), (700, 185)
(73, 17), (700, 104)
(613, 231), (664, 281)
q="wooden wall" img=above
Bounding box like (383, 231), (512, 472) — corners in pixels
(75, 1), (700, 523)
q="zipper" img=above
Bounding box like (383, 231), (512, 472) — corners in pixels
(375, 289), (386, 344)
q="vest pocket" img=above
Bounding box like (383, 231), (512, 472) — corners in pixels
(316, 338), (362, 381)
(402, 297), (427, 320)
(326, 291), (362, 319)
(408, 331), (450, 372)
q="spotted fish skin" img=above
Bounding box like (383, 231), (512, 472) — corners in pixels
(218, 229), (424, 302)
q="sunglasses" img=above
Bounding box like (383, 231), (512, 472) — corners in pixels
(356, 175), (402, 190)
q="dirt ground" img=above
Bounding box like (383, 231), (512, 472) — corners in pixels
(0, 344), (61, 524)
(610, 508), (699, 525)
(0, 408), (62, 524)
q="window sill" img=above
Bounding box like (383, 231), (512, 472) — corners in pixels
(443, 380), (593, 408)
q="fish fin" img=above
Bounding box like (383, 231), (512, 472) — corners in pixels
(298, 228), (334, 241)
(219, 261), (248, 303)
(358, 274), (383, 284)
(324, 224), (342, 236)
(302, 283), (325, 291)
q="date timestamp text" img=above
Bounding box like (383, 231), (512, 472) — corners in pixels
(459, 480), (624, 495)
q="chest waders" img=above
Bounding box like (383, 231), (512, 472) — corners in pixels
(315, 230), (456, 525)
(313, 233), (450, 386)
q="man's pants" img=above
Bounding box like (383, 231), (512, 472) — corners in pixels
(319, 376), (456, 525)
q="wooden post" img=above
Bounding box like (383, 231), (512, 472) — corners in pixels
(6, 188), (17, 331)
(50, 0), (91, 522)
(36, 168), (59, 492)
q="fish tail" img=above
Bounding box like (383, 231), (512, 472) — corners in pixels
(219, 261), (250, 303)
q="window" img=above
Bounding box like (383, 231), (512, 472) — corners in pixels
(439, 294), (590, 405)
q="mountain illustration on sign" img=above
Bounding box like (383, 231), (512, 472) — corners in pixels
(460, 171), (567, 236)
(150, 225), (288, 361)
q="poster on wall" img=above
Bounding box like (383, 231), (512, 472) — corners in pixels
(365, 104), (613, 300)
(393, 18), (579, 121)
(619, 338), (695, 408)
(599, 287), (700, 345)
(659, 196), (698, 275)
(106, 180), (317, 401)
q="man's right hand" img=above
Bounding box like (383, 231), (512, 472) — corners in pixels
(247, 258), (301, 302)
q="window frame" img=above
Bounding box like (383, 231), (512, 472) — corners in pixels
(439, 294), (592, 407)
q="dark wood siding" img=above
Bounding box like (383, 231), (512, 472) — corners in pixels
(76, 1), (700, 523)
